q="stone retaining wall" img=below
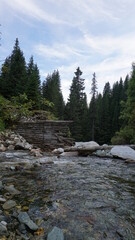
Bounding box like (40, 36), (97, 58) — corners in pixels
(15, 120), (74, 150)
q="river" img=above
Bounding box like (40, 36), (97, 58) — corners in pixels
(1, 152), (135, 239)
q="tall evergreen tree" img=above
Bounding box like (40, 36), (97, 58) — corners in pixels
(112, 64), (135, 144)
(94, 93), (103, 143)
(0, 56), (11, 98)
(89, 72), (98, 140)
(43, 70), (65, 119)
(101, 82), (112, 143)
(65, 67), (88, 141)
(9, 38), (27, 97)
(0, 38), (27, 98)
(26, 56), (41, 108)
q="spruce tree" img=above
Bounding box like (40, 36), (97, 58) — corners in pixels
(0, 57), (11, 98)
(65, 67), (88, 141)
(26, 56), (41, 108)
(43, 70), (65, 119)
(89, 72), (98, 141)
(9, 38), (27, 97)
(112, 64), (135, 144)
(101, 82), (112, 144)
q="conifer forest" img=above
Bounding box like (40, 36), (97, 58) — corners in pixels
(0, 39), (135, 145)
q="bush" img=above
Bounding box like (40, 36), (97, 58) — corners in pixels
(0, 118), (5, 132)
(111, 126), (135, 145)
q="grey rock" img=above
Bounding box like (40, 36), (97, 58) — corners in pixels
(111, 146), (135, 161)
(0, 180), (3, 190)
(24, 142), (33, 150)
(18, 212), (38, 231)
(0, 144), (6, 152)
(1, 220), (7, 226)
(5, 184), (21, 195)
(7, 145), (15, 150)
(60, 151), (78, 157)
(0, 222), (7, 235)
(0, 197), (6, 203)
(2, 200), (17, 210)
(10, 166), (16, 170)
(47, 226), (64, 240)
(75, 141), (99, 148)
(15, 141), (26, 150)
(52, 148), (64, 154)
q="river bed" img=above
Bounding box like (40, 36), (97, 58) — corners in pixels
(0, 151), (135, 239)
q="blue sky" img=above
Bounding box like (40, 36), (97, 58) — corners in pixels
(1, 0), (135, 102)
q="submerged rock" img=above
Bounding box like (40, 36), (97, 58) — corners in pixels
(5, 184), (21, 195)
(60, 151), (78, 157)
(111, 146), (135, 161)
(47, 226), (64, 240)
(0, 180), (3, 190)
(18, 212), (38, 231)
(2, 200), (17, 210)
(0, 222), (7, 235)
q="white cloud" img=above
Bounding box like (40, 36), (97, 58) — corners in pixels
(34, 43), (83, 60)
(3, 0), (67, 25)
(1, 0), (135, 103)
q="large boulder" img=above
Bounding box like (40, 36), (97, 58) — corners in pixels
(110, 146), (135, 161)
(75, 141), (99, 149)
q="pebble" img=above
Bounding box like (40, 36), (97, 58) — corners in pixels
(0, 222), (7, 235)
(0, 197), (6, 203)
(2, 200), (17, 210)
(4, 185), (21, 195)
(1, 221), (7, 226)
(0, 180), (3, 190)
(18, 212), (38, 231)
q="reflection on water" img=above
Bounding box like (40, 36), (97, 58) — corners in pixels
(2, 155), (135, 239)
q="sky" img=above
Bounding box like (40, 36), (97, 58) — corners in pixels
(1, 0), (135, 102)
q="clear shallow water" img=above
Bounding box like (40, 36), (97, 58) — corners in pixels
(1, 155), (135, 239)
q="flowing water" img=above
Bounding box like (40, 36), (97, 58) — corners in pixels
(1, 153), (135, 239)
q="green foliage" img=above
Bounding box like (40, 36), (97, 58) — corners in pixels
(0, 118), (5, 132)
(0, 94), (33, 127)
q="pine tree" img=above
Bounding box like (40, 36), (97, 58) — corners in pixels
(94, 93), (103, 143)
(0, 57), (11, 98)
(26, 56), (41, 108)
(112, 64), (135, 144)
(8, 38), (27, 97)
(101, 82), (112, 144)
(89, 72), (98, 140)
(65, 67), (88, 141)
(43, 70), (65, 119)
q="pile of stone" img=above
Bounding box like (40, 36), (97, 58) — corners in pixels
(53, 141), (135, 162)
(0, 130), (43, 157)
